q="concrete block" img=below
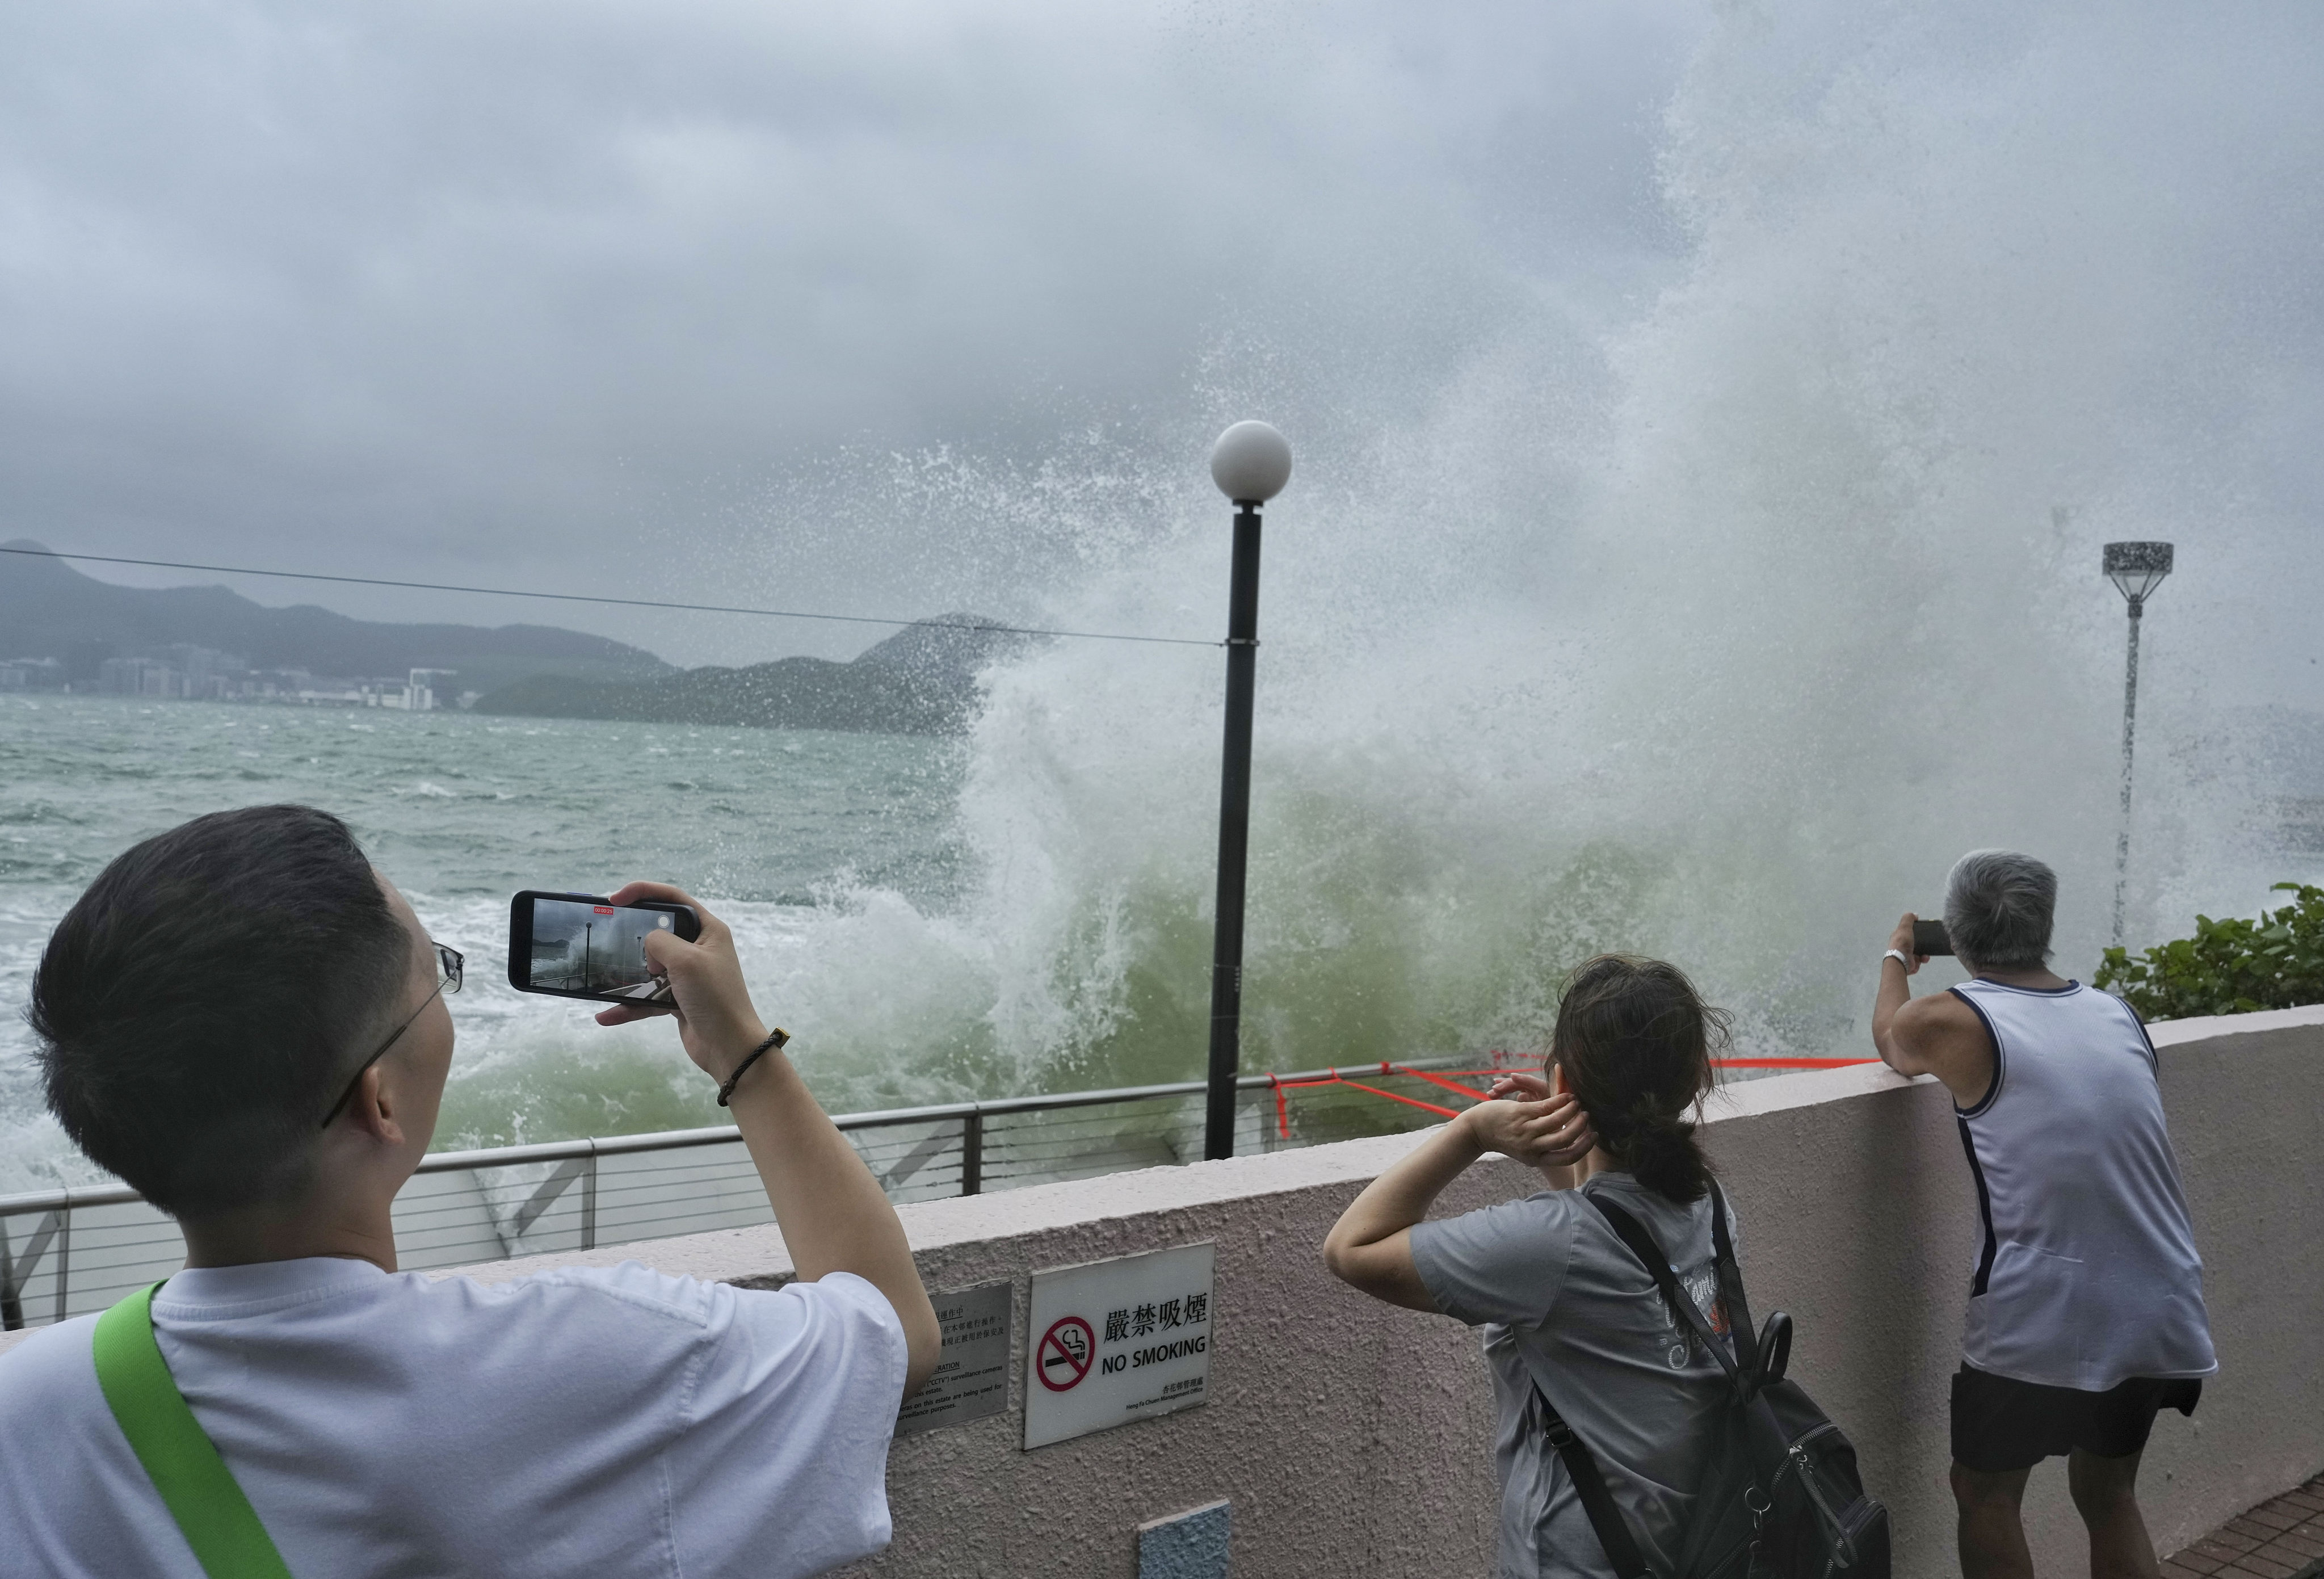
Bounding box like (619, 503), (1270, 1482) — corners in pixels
(1137, 1500), (1229, 1579)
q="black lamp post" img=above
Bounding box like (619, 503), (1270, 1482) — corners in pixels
(1203, 421), (1293, 1161)
(2103, 540), (2174, 947)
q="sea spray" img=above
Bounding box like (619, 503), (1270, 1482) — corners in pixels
(5, 1), (2321, 1191)
(859, 0), (2324, 1098)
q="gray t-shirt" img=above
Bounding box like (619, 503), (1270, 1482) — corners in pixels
(1410, 1172), (1741, 1579)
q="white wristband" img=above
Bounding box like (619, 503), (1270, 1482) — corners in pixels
(1882, 948), (1911, 970)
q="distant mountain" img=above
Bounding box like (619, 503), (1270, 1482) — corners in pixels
(473, 615), (1031, 736)
(0, 541), (670, 694)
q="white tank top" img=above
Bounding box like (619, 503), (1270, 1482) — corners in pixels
(1950, 979), (2217, 1390)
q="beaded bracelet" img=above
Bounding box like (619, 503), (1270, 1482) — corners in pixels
(716, 1027), (791, 1107)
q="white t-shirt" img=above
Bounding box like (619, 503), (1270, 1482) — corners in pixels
(0, 1255), (907, 1578)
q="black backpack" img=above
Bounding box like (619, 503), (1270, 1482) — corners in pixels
(1528, 1181), (1890, 1579)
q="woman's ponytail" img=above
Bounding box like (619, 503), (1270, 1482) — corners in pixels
(1621, 1103), (1711, 1202)
(1550, 955), (1726, 1203)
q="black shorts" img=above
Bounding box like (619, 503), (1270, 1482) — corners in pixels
(1951, 1364), (2203, 1472)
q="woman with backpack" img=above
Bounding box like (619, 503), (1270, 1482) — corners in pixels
(1321, 955), (1754, 1579)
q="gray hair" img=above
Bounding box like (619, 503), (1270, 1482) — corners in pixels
(1943, 850), (2057, 971)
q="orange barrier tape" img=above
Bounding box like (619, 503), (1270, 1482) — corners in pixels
(1265, 1055), (1881, 1139)
(1713, 1058), (1881, 1069)
(1467, 1051), (1880, 1073)
(1469, 1054), (1881, 1072)
(1265, 1067), (1465, 1139)
(1389, 1063), (1496, 1102)
(1334, 1078), (1464, 1120)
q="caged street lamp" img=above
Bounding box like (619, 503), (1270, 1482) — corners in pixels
(2103, 541), (2174, 948)
(1203, 421), (1293, 1161)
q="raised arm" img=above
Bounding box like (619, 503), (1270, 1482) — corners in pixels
(1872, 911), (1995, 1110)
(596, 883), (941, 1396)
(1322, 1089), (1595, 1312)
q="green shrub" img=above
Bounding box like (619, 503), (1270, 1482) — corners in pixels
(2095, 883), (2324, 1021)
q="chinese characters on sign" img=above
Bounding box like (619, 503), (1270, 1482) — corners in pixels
(895, 1280), (1014, 1435)
(1022, 1242), (1217, 1450)
(1103, 1291), (1209, 1342)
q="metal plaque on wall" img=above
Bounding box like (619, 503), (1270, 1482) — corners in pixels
(896, 1279), (1014, 1435)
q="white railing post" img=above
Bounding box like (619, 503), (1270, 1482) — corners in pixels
(581, 1145), (599, 1251)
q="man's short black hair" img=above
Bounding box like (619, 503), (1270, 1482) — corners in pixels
(29, 805), (411, 1217)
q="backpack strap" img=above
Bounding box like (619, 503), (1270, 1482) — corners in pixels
(93, 1282), (294, 1579)
(1519, 1182), (1756, 1579)
(1704, 1181), (1759, 1379)
(1583, 1189), (1746, 1398)
(1529, 1378), (1651, 1579)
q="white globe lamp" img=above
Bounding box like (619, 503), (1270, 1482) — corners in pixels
(1209, 421), (1293, 505)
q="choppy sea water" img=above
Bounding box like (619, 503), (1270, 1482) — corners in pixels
(0, 695), (973, 1190)
(5, 680), (2316, 1204)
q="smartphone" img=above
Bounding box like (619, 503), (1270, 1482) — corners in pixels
(1913, 918), (1953, 957)
(508, 892), (701, 1003)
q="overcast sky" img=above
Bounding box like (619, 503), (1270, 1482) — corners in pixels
(3, 1), (2318, 695)
(0, 0), (1703, 663)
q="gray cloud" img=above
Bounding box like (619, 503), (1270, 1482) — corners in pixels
(0, 0), (1701, 662)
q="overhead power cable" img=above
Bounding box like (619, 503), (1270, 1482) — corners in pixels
(0, 544), (1219, 649)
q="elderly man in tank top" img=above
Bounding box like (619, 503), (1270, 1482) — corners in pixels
(1871, 850), (2214, 1579)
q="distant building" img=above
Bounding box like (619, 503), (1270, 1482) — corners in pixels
(94, 647), (247, 700)
(67, 652), (465, 708)
(99, 657), (180, 698)
(287, 679), (384, 707)
(250, 669), (313, 700)
(165, 645), (247, 700)
(0, 657), (62, 692)
(399, 668), (459, 712)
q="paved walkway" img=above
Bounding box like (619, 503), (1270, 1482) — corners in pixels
(2165, 1475), (2324, 1579)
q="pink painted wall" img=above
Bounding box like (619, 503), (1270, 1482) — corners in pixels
(11, 1006), (2312, 1574)
(444, 1005), (2324, 1578)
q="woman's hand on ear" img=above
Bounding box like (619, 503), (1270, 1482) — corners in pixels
(1463, 1089), (1596, 1170)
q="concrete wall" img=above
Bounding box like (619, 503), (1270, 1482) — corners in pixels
(11, 1006), (2313, 1573)
(432, 1003), (2323, 1578)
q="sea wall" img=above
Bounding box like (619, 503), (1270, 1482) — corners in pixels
(436, 1003), (2324, 1578)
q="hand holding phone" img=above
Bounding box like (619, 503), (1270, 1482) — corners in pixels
(509, 892), (701, 1002)
(1888, 911), (1937, 972)
(586, 883), (772, 1087)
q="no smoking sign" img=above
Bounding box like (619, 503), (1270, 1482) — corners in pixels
(1022, 1242), (1215, 1450)
(1036, 1316), (1095, 1391)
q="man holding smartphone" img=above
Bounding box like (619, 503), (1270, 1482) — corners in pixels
(0, 804), (941, 1577)
(1871, 850), (2213, 1579)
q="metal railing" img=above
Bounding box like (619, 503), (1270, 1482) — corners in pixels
(0, 1057), (1494, 1332)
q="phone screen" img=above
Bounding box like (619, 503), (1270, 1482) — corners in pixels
(1912, 918), (1953, 957)
(508, 892), (700, 1002)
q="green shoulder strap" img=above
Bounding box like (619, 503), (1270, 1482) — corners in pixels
(93, 1282), (295, 1579)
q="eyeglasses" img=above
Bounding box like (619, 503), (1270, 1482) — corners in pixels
(319, 942), (464, 1130)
